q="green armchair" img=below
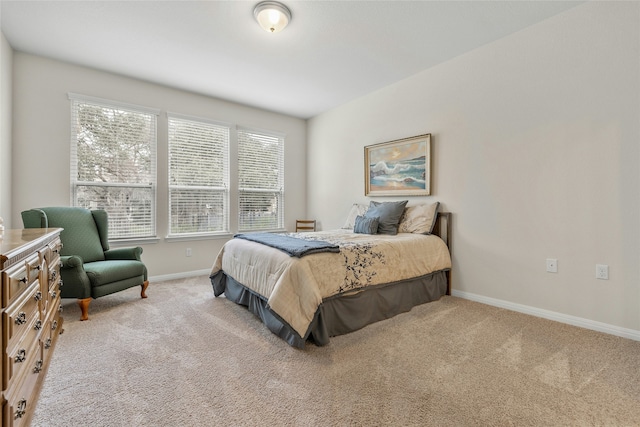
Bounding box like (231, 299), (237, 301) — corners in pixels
(22, 207), (149, 321)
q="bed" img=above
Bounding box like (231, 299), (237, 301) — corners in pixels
(210, 202), (452, 348)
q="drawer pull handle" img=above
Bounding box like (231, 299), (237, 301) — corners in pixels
(15, 399), (27, 419)
(59, 305), (64, 313)
(34, 291), (42, 301)
(15, 312), (27, 325)
(34, 320), (42, 330)
(19, 276), (28, 284)
(50, 290), (57, 299)
(52, 320), (58, 330)
(15, 349), (26, 363)
(44, 338), (52, 349)
(33, 359), (43, 373)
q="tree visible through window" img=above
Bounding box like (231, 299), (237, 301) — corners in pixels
(238, 128), (284, 231)
(69, 95), (158, 239)
(168, 115), (230, 235)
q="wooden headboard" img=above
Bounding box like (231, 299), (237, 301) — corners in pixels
(433, 212), (451, 249)
(432, 211), (452, 296)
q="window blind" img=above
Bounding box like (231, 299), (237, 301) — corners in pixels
(168, 114), (230, 236)
(237, 127), (285, 231)
(69, 94), (158, 240)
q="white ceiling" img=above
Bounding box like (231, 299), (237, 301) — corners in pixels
(1, 0), (581, 119)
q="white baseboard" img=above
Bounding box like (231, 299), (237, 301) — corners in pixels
(451, 289), (640, 342)
(149, 269), (211, 283)
(145, 273), (640, 342)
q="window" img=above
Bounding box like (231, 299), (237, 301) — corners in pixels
(168, 114), (230, 236)
(69, 94), (158, 240)
(238, 127), (285, 231)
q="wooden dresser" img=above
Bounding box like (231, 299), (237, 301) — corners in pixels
(1, 228), (64, 427)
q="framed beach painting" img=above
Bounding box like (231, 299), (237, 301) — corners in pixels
(364, 134), (431, 196)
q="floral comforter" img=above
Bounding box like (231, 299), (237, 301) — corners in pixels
(210, 230), (451, 338)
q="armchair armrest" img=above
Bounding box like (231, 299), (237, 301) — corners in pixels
(59, 255), (92, 299)
(104, 246), (143, 261)
(61, 255), (85, 270)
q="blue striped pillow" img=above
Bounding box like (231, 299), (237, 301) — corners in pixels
(354, 215), (379, 234)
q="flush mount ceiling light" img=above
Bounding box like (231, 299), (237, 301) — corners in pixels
(253, 1), (291, 33)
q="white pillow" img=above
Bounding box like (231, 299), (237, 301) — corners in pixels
(341, 203), (369, 229)
(398, 202), (440, 234)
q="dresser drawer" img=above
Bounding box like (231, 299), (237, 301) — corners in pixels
(3, 345), (42, 427)
(40, 275), (60, 317)
(47, 262), (61, 294)
(47, 239), (62, 267)
(3, 320), (41, 390)
(43, 280), (60, 303)
(3, 281), (41, 352)
(25, 255), (41, 286)
(40, 296), (62, 352)
(2, 255), (40, 307)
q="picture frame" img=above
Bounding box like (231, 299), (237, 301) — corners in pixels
(364, 134), (431, 196)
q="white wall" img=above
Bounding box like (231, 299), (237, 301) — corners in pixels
(307, 2), (640, 332)
(11, 54), (307, 278)
(0, 32), (12, 227)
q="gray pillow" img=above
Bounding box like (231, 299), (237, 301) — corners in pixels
(364, 200), (408, 235)
(354, 215), (379, 234)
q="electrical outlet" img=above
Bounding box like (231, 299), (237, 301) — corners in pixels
(546, 258), (558, 273)
(596, 264), (609, 280)
(186, 248), (192, 257)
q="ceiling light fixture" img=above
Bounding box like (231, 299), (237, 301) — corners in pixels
(253, 1), (291, 33)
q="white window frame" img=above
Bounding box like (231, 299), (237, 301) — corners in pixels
(69, 93), (159, 241)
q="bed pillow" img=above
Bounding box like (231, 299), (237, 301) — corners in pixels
(364, 200), (408, 235)
(353, 215), (379, 234)
(341, 203), (369, 229)
(398, 202), (440, 234)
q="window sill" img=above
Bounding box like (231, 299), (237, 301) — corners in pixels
(165, 233), (234, 243)
(109, 229), (288, 245)
(109, 237), (161, 247)
(237, 228), (287, 234)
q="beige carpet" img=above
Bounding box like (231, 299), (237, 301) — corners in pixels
(31, 276), (640, 426)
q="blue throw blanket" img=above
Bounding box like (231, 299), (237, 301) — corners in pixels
(234, 232), (340, 258)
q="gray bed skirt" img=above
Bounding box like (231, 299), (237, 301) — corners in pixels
(210, 269), (449, 348)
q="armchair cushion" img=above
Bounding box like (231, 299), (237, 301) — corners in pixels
(84, 260), (146, 287)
